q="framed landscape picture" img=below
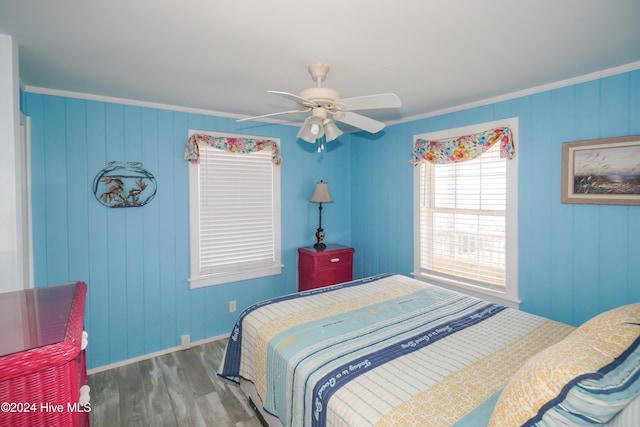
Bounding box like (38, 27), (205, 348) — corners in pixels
(561, 135), (640, 205)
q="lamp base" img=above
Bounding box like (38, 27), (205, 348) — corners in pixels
(314, 228), (326, 251)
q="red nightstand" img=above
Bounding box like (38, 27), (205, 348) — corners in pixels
(298, 244), (355, 292)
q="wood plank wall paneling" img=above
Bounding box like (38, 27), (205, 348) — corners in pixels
(548, 87), (578, 325)
(25, 95), (351, 369)
(86, 101), (110, 365)
(349, 69), (640, 327)
(24, 69), (639, 370)
(349, 125), (414, 279)
(570, 81), (602, 322)
(598, 74), (633, 312)
(45, 96), (70, 282)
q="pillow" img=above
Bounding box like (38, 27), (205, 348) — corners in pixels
(489, 303), (640, 427)
(572, 302), (640, 337)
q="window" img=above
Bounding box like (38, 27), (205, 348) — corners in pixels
(188, 131), (282, 288)
(413, 119), (519, 307)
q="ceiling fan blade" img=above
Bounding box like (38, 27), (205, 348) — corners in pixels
(336, 93), (401, 111)
(236, 109), (306, 122)
(268, 90), (317, 106)
(334, 112), (386, 133)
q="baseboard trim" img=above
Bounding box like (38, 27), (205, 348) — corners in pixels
(87, 333), (230, 375)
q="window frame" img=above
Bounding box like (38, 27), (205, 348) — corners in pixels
(412, 118), (520, 308)
(187, 130), (282, 288)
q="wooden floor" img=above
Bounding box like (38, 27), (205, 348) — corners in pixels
(88, 338), (263, 427)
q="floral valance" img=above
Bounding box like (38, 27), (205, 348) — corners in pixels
(184, 134), (282, 165)
(410, 127), (514, 166)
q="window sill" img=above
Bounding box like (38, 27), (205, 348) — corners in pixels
(189, 264), (283, 289)
(411, 271), (521, 309)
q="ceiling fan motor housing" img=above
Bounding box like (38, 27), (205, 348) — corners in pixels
(298, 87), (342, 108)
(298, 63), (343, 109)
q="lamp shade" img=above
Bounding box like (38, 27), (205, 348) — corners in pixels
(297, 116), (325, 143)
(310, 180), (333, 203)
(323, 120), (343, 142)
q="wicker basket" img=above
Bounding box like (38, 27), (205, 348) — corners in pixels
(0, 282), (88, 427)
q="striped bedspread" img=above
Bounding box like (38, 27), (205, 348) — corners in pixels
(218, 274), (574, 427)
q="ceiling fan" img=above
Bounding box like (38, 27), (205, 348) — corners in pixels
(237, 63), (401, 144)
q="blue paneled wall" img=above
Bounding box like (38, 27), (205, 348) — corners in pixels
(350, 70), (640, 327)
(25, 69), (639, 369)
(24, 94), (351, 369)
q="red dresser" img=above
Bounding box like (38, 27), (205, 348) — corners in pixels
(0, 281), (89, 427)
(298, 244), (355, 292)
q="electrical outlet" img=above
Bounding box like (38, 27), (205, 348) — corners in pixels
(180, 334), (190, 349)
(229, 300), (237, 313)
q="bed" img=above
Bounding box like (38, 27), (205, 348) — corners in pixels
(218, 273), (640, 427)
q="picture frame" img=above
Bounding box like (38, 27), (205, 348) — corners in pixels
(561, 135), (640, 205)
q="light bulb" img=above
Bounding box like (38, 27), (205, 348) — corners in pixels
(310, 123), (321, 135)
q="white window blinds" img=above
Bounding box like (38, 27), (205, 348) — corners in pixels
(413, 118), (519, 307)
(418, 142), (506, 290)
(188, 136), (281, 288)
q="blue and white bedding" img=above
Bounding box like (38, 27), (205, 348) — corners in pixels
(218, 274), (574, 427)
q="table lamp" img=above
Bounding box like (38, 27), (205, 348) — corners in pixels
(310, 180), (333, 250)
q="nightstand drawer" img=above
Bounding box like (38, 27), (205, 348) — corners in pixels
(315, 265), (352, 288)
(314, 250), (353, 269)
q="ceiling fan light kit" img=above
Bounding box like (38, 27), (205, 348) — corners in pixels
(238, 63), (401, 149)
(322, 119), (343, 143)
(297, 116), (325, 143)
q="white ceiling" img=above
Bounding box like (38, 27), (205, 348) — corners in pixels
(2, 0), (640, 128)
